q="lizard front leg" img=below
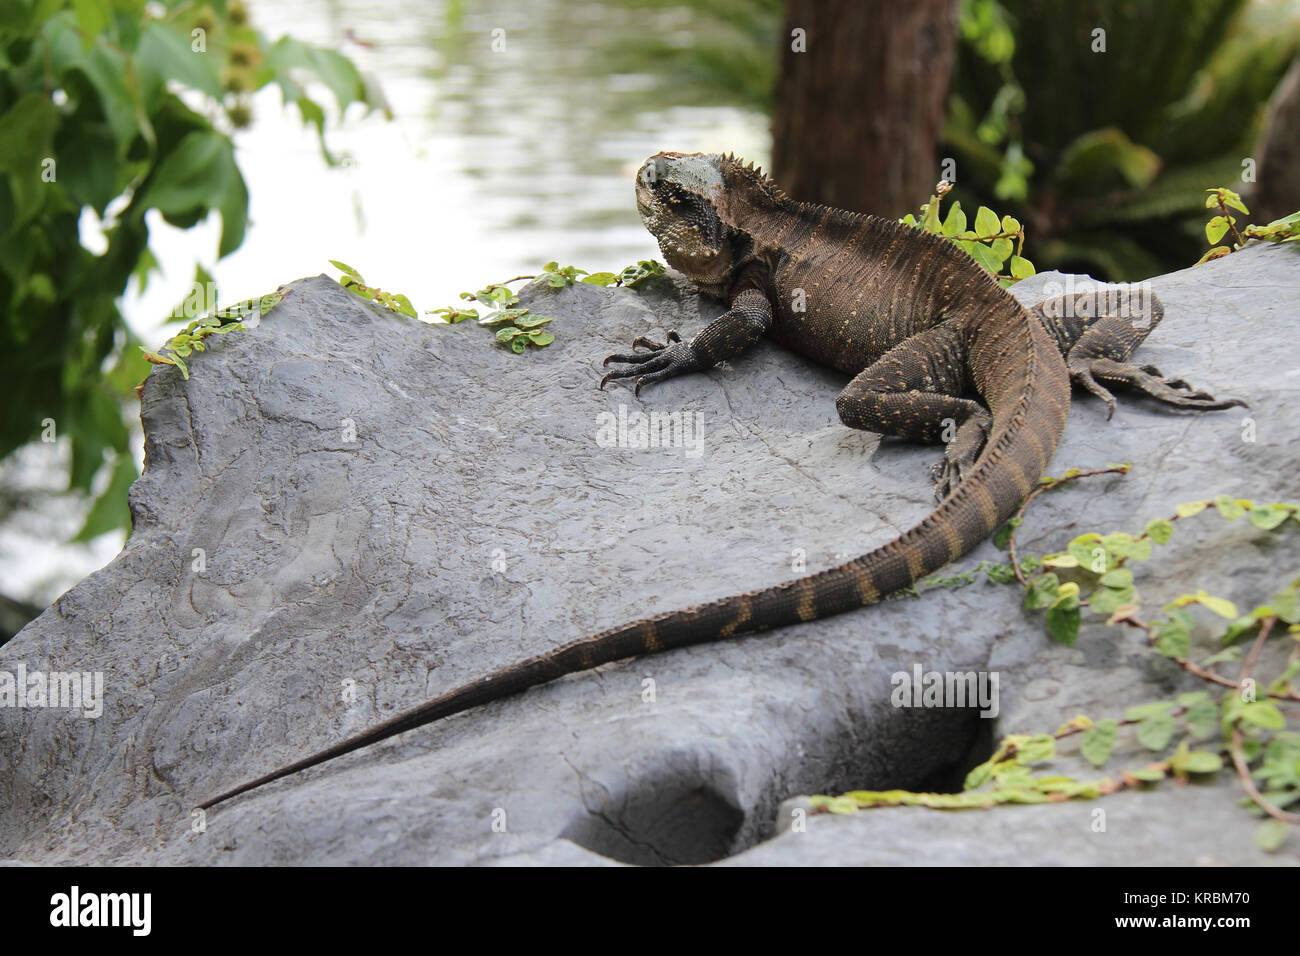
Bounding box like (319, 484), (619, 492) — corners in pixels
(600, 287), (772, 395)
(835, 320), (990, 501)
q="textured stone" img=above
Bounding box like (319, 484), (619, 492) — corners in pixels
(1, 241), (1296, 865)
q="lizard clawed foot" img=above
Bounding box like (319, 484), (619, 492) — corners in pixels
(930, 455), (974, 502)
(1070, 357), (1247, 420)
(600, 330), (700, 395)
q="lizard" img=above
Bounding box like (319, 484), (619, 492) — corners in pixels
(197, 151), (1242, 810)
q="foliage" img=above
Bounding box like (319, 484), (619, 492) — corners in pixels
(901, 181), (1036, 286)
(428, 275), (556, 354)
(812, 468), (1300, 850)
(330, 260), (416, 318)
(0, 0), (376, 545)
(140, 290), (283, 379)
(1198, 187), (1300, 263)
(426, 258), (666, 353)
(949, 0), (1300, 280)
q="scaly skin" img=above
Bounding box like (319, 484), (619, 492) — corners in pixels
(197, 153), (1242, 811)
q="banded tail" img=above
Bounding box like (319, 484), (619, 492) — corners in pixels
(197, 298), (1070, 811)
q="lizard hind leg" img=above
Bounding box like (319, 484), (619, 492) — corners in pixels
(834, 321), (992, 502)
(1063, 315), (1247, 419)
(1034, 289), (1245, 419)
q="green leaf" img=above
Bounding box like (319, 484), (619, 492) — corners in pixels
(1046, 592), (1081, 645)
(264, 36), (366, 111)
(329, 260), (362, 279)
(1101, 532), (1150, 561)
(1178, 750), (1223, 774)
(1176, 500), (1209, 518)
(137, 21), (223, 100)
(1274, 587), (1299, 624)
(974, 205), (1000, 238)
(992, 516), (1021, 549)
(1099, 569), (1133, 588)
(1124, 700), (1175, 720)
(1023, 572), (1059, 610)
(1056, 128), (1160, 189)
(1008, 255), (1035, 279)
(72, 0), (110, 43)
(582, 272), (618, 286)
(1185, 699), (1218, 741)
(941, 202), (967, 237)
(495, 327), (522, 342)
(44, 17), (144, 152)
(1255, 820), (1290, 852)
(1219, 189), (1249, 215)
(1145, 517), (1174, 544)
(142, 130), (248, 257)
(1248, 504), (1291, 530)
(1197, 591), (1238, 620)
(1153, 614), (1189, 655)
(1214, 494), (1246, 520)
(528, 331), (555, 347)
(1239, 701), (1286, 731)
(1129, 767), (1167, 783)
(1080, 719), (1118, 767)
(514, 314), (552, 329)
(617, 260), (666, 286)
(1017, 734), (1056, 764)
(1206, 215), (1231, 244)
(0, 93), (60, 225)
(1066, 532), (1103, 568)
(1137, 713), (1175, 751)
(920, 196), (941, 233)
(1089, 584), (1134, 616)
(988, 237), (1013, 264)
(389, 293), (417, 318)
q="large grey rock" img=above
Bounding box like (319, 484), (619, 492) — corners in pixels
(1, 241), (1296, 866)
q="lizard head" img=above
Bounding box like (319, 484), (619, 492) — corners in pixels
(635, 152), (731, 287)
(635, 151), (789, 290)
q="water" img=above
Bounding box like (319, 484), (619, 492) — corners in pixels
(3, 0), (773, 610)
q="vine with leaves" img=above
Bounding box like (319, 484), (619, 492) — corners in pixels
(812, 467), (1300, 854)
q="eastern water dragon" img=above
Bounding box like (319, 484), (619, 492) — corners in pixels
(198, 152), (1241, 810)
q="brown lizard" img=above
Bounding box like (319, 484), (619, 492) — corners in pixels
(197, 152), (1241, 810)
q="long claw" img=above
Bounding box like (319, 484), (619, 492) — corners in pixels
(600, 330), (698, 395)
(604, 351), (653, 367)
(1075, 357), (1245, 416)
(1069, 364), (1118, 418)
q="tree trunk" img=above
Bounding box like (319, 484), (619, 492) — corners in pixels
(1252, 55), (1300, 226)
(772, 0), (958, 217)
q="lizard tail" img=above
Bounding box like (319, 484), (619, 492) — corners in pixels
(198, 300), (1070, 811)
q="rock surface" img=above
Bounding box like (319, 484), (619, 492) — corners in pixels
(1, 241), (1297, 866)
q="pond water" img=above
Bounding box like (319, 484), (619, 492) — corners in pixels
(130, 0), (771, 340)
(4, 0), (773, 609)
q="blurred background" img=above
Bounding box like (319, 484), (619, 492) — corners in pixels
(3, 0), (1298, 640)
